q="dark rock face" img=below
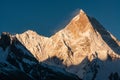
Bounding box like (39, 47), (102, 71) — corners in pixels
(0, 32), (12, 50)
(109, 72), (120, 80)
(0, 62), (33, 80)
(30, 63), (81, 80)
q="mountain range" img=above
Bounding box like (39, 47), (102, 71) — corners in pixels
(0, 9), (120, 80)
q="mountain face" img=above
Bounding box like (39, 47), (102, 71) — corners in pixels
(0, 9), (120, 80)
(0, 33), (80, 80)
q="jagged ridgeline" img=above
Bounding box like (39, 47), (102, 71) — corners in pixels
(0, 10), (120, 80)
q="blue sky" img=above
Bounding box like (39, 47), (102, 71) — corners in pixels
(0, 0), (120, 39)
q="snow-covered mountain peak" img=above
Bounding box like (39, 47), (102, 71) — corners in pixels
(80, 9), (85, 14)
(0, 31), (80, 80)
(1, 9), (120, 80)
(72, 9), (85, 21)
(65, 10), (94, 39)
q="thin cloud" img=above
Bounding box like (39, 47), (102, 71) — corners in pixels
(51, 8), (80, 36)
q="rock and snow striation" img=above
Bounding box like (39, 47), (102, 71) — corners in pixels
(0, 32), (80, 80)
(0, 9), (120, 80)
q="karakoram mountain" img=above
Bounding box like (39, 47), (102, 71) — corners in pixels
(0, 10), (120, 80)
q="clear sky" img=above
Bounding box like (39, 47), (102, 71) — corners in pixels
(0, 0), (120, 39)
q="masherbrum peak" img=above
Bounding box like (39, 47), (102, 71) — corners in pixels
(1, 9), (120, 80)
(16, 10), (120, 79)
(65, 9), (94, 38)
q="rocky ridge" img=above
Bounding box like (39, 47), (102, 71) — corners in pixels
(0, 32), (80, 80)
